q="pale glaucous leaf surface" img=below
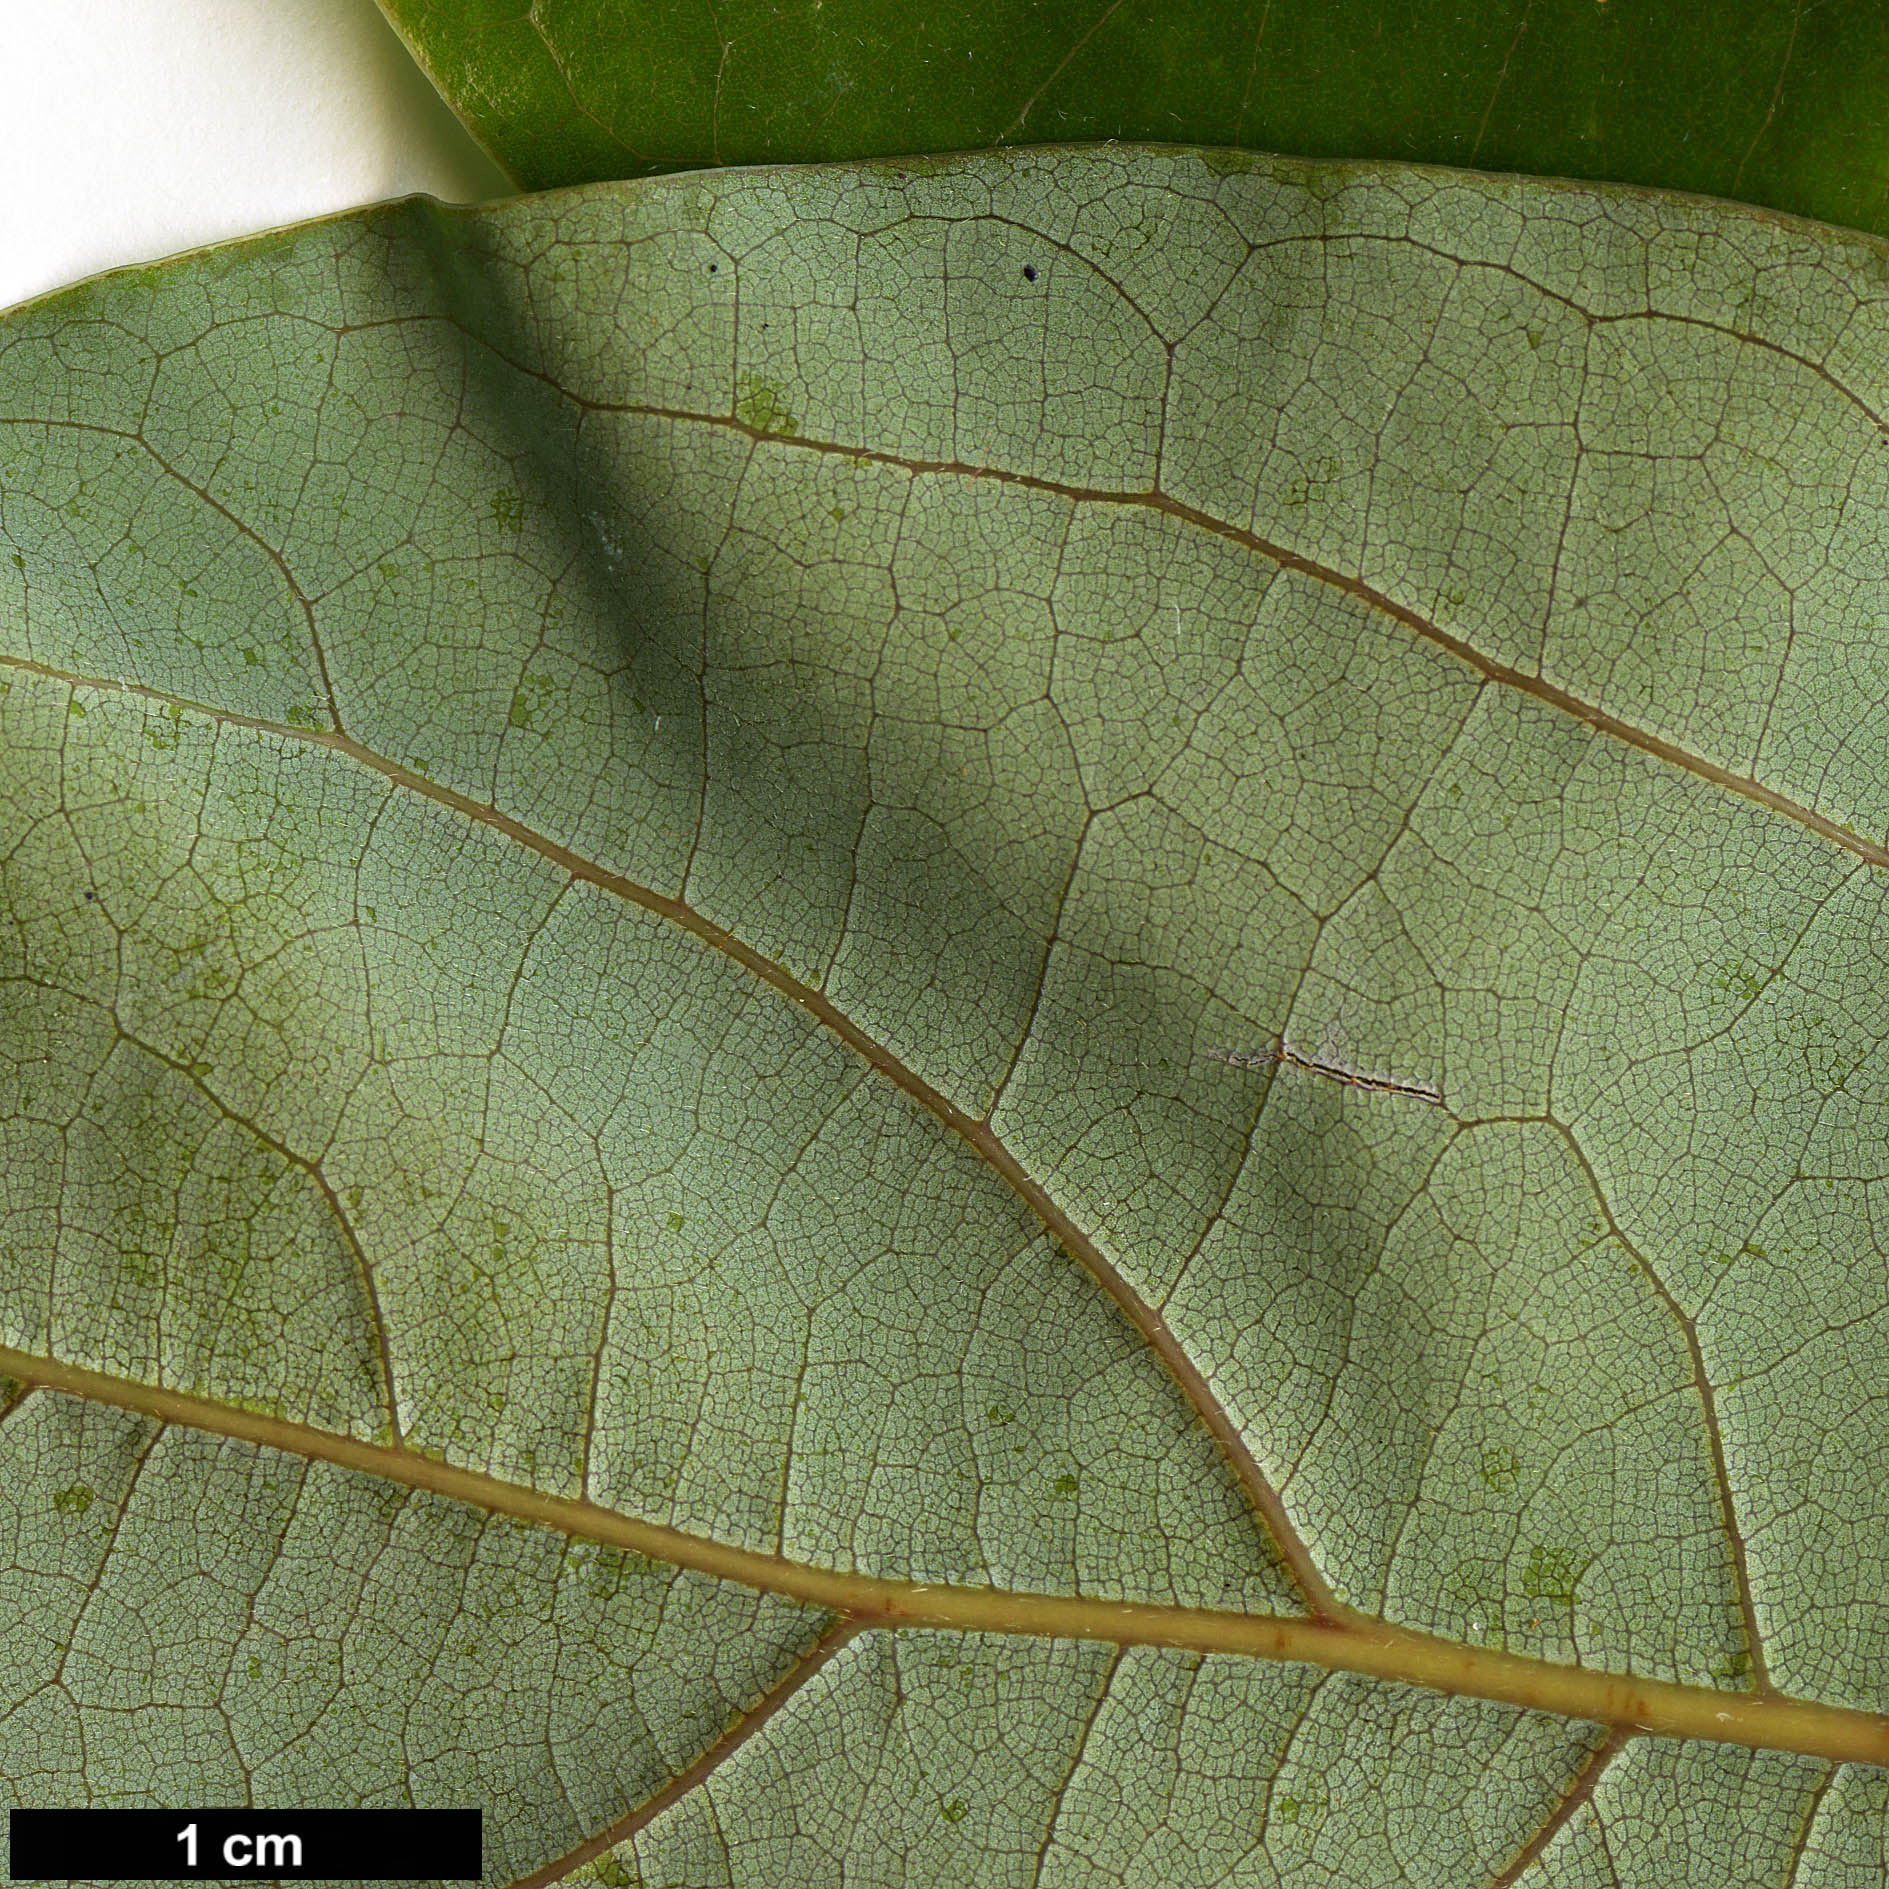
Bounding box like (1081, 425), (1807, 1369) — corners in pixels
(1, 147), (1888, 1883)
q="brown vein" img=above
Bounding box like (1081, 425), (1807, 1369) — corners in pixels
(28, 396), (1889, 879)
(0, 647), (1337, 1618)
(6, 1344), (1889, 1770)
(1537, 1117), (1773, 1696)
(1781, 1761), (1839, 1888)
(12, 390), (1889, 1628)
(405, 170), (1889, 879)
(109, 1015), (406, 1448)
(11, 209), (1889, 1694)
(1486, 1727), (1625, 1888)
(663, 413), (1889, 875)
(510, 1619), (863, 1889)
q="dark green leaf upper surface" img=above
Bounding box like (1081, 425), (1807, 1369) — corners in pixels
(377, 0), (1889, 234)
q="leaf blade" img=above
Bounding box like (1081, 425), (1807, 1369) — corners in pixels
(5, 147), (1889, 1870)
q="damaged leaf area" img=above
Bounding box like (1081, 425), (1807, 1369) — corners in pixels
(2, 148), (1888, 1883)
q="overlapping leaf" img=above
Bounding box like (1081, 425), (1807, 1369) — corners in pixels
(375, 0), (1889, 233)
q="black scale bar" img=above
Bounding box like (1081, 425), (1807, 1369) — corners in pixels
(9, 1809), (481, 1881)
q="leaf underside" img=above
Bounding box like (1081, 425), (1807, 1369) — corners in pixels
(2, 146), (1889, 1883)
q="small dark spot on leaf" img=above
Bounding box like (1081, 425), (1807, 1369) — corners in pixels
(1022, 265), (1037, 282)
(83, 890), (96, 902)
(708, 262), (718, 273)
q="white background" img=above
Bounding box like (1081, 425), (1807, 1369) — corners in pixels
(0, 0), (509, 314)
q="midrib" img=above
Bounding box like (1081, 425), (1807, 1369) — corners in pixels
(5, 1342), (1887, 1769)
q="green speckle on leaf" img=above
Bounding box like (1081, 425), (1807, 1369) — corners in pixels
(1522, 1544), (1582, 1606)
(736, 375), (797, 436)
(509, 670), (556, 730)
(1479, 1445), (1522, 1493)
(52, 1484), (94, 1515)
